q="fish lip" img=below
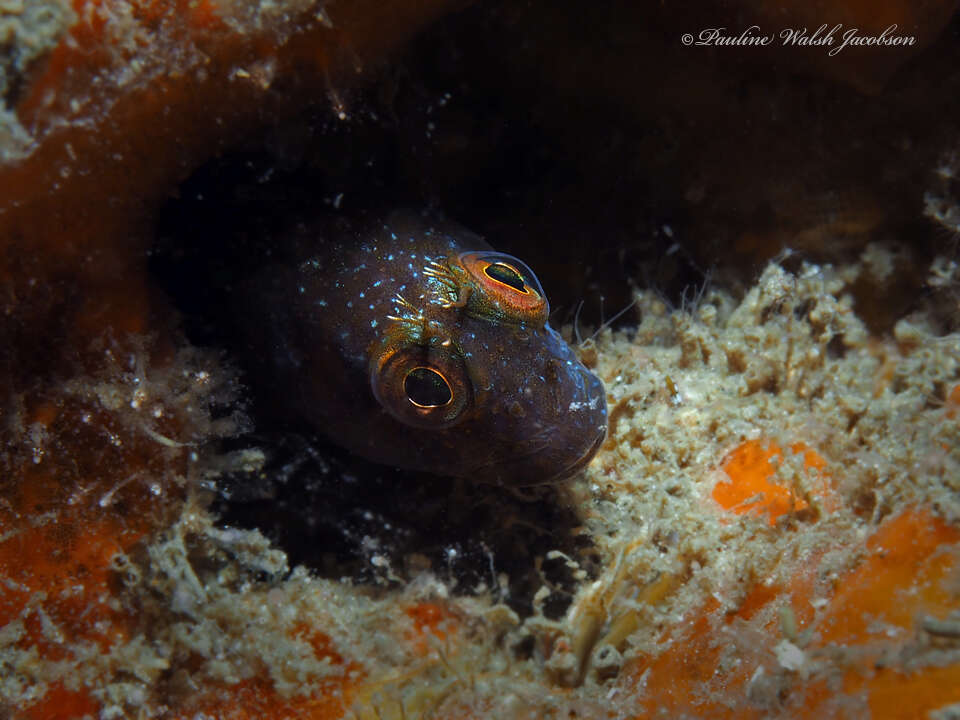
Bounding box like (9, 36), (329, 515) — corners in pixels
(550, 424), (606, 481)
(457, 422), (606, 484)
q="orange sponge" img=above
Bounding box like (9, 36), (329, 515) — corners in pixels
(624, 507), (960, 718)
(712, 439), (837, 525)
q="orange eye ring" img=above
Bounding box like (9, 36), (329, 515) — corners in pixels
(457, 251), (549, 326)
(371, 345), (471, 429)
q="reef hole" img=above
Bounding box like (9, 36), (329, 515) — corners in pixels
(147, 2), (725, 616)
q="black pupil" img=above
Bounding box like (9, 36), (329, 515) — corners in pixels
(404, 367), (452, 407)
(485, 263), (527, 293)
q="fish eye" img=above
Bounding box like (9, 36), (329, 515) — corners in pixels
(404, 366), (453, 408)
(371, 345), (471, 429)
(457, 251), (549, 326)
(484, 262), (529, 294)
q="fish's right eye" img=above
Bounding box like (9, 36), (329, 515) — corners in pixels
(371, 345), (472, 429)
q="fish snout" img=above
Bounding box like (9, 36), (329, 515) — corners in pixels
(484, 355), (607, 484)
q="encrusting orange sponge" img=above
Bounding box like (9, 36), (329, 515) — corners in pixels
(712, 439), (838, 525)
(623, 507), (960, 719)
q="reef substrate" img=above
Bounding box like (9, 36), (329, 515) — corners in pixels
(4, 246), (960, 717)
(2, 1), (960, 718)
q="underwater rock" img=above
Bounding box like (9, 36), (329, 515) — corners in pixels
(0, 0), (459, 385)
(0, 1), (470, 717)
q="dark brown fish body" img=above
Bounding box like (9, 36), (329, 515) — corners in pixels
(242, 211), (606, 484)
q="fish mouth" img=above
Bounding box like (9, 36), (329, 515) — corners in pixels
(467, 421), (607, 485)
(551, 424), (607, 481)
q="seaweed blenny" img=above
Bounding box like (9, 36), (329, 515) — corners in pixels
(239, 210), (607, 485)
